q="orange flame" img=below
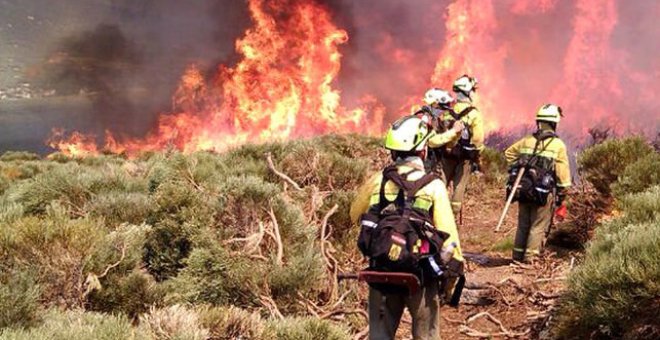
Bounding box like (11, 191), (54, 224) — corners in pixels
(430, 0), (506, 132)
(48, 0), (658, 156)
(50, 0), (381, 156)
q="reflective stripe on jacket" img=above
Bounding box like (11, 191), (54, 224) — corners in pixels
(350, 157), (464, 262)
(440, 101), (485, 151)
(504, 131), (572, 188)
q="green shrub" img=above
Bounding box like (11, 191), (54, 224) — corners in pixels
(0, 210), (105, 307)
(612, 152), (660, 199)
(86, 192), (154, 225)
(165, 244), (264, 306)
(0, 151), (40, 162)
(277, 144), (369, 191)
(480, 146), (508, 183)
(5, 162), (146, 216)
(0, 207), (148, 309)
(578, 137), (653, 195)
(0, 270), (41, 329)
(139, 305), (209, 340)
(616, 185), (660, 224)
(323, 190), (358, 248)
(198, 305), (271, 340)
(556, 216), (660, 338)
(0, 309), (148, 339)
(143, 170), (215, 280)
(0, 175), (9, 195)
(267, 317), (351, 340)
(88, 270), (163, 318)
(269, 245), (325, 302)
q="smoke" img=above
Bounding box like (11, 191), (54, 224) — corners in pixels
(36, 24), (142, 134)
(22, 0), (251, 140)
(2, 0), (659, 154)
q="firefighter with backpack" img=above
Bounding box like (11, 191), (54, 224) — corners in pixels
(350, 115), (464, 340)
(439, 75), (485, 218)
(504, 104), (571, 262)
(415, 88), (466, 181)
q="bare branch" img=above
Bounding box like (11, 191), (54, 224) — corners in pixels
(265, 152), (302, 191)
(267, 207), (284, 266)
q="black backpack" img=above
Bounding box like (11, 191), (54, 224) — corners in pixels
(444, 107), (480, 161)
(506, 131), (557, 205)
(357, 165), (449, 290)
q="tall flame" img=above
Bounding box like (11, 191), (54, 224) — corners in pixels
(50, 0), (382, 156)
(48, 0), (658, 156)
(430, 0), (506, 131)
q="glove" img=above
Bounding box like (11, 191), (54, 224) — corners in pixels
(554, 204), (567, 222)
(452, 120), (465, 133)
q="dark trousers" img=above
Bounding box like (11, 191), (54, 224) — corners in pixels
(368, 283), (440, 340)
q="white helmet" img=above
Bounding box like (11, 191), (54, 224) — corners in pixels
(453, 74), (478, 96)
(423, 88), (454, 108)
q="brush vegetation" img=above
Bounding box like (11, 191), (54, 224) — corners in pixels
(1, 134), (657, 339)
(555, 137), (660, 339)
(0, 134), (381, 339)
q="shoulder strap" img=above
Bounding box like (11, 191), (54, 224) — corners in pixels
(448, 106), (475, 121)
(524, 131), (557, 168)
(379, 165), (437, 205)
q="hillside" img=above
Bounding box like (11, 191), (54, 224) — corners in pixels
(0, 134), (658, 339)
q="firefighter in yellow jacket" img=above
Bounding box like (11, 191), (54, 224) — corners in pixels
(440, 75), (485, 218)
(505, 104), (571, 262)
(417, 88), (466, 181)
(350, 116), (464, 340)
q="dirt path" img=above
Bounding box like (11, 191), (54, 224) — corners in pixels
(405, 176), (575, 339)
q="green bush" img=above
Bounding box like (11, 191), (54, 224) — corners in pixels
(612, 152), (660, 199)
(616, 186), (660, 225)
(0, 211), (105, 307)
(269, 245), (325, 302)
(198, 305), (271, 340)
(165, 244), (264, 307)
(86, 192), (154, 225)
(578, 137), (653, 195)
(88, 270), (163, 318)
(267, 317), (351, 340)
(139, 305), (209, 340)
(0, 151), (40, 162)
(0, 134), (391, 338)
(0, 270), (41, 329)
(555, 185), (660, 338)
(556, 217), (660, 338)
(0, 309), (148, 339)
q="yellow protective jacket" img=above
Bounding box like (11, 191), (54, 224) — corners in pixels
(504, 129), (572, 188)
(441, 101), (485, 151)
(350, 157), (464, 262)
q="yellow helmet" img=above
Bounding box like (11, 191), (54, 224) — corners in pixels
(384, 116), (431, 152)
(453, 74), (478, 95)
(536, 104), (563, 123)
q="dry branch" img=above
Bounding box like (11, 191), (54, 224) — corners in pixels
(266, 207), (284, 266)
(320, 204), (340, 301)
(265, 152), (303, 191)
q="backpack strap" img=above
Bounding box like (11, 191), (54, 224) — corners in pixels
(448, 106), (475, 122)
(525, 130), (557, 169)
(379, 165), (438, 215)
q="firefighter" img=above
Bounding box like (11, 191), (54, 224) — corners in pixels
(504, 104), (571, 262)
(441, 75), (484, 218)
(350, 116), (464, 340)
(417, 88), (465, 180)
